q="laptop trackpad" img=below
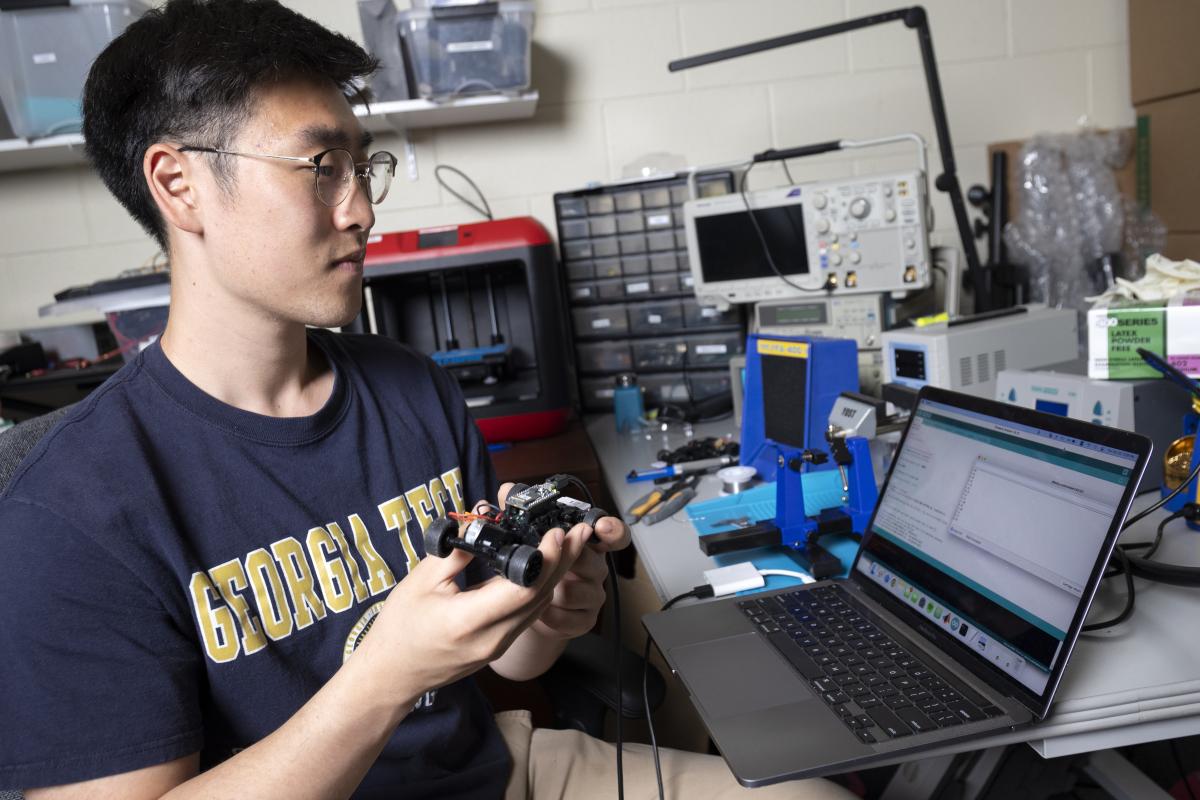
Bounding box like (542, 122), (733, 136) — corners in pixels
(671, 633), (812, 719)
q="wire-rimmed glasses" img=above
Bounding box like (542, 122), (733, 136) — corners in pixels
(178, 145), (398, 207)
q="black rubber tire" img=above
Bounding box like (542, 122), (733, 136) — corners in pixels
(506, 544), (543, 587)
(582, 507), (605, 528)
(425, 517), (458, 558)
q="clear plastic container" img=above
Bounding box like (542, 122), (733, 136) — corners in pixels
(571, 305), (629, 339)
(686, 368), (732, 402)
(640, 372), (689, 406)
(628, 300), (683, 335)
(0, 0), (147, 139)
(682, 298), (740, 328)
(399, 0), (534, 100)
(575, 341), (632, 374)
(632, 339), (686, 371)
(686, 333), (743, 368)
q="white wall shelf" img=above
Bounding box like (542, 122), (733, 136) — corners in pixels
(0, 133), (87, 172)
(0, 91), (539, 174)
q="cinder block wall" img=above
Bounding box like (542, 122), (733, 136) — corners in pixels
(0, 0), (1133, 332)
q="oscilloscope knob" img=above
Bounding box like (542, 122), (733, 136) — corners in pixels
(849, 197), (871, 219)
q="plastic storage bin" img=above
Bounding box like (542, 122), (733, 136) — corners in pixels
(571, 305), (629, 339)
(628, 300), (683, 335)
(357, 0), (411, 101)
(0, 0), (147, 139)
(632, 339), (686, 371)
(576, 341), (632, 374)
(399, 1), (534, 100)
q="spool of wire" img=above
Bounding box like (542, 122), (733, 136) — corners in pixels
(717, 465), (756, 494)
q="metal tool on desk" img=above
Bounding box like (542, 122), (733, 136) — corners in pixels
(626, 455), (735, 483)
(627, 476), (686, 524)
(643, 476), (702, 526)
(698, 392), (903, 579)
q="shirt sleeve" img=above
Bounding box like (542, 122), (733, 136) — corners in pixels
(0, 496), (203, 790)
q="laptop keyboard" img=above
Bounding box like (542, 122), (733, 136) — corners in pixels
(739, 584), (1006, 744)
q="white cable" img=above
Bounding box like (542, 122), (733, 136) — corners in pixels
(703, 563), (817, 596)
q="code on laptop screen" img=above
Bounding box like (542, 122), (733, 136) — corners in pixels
(856, 398), (1138, 695)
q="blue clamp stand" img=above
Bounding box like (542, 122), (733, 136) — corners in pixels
(776, 437), (878, 549)
(698, 434), (877, 580)
(740, 334), (859, 481)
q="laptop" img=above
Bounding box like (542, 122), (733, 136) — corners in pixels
(643, 386), (1151, 786)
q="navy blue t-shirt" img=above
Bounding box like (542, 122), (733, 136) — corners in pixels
(0, 330), (511, 796)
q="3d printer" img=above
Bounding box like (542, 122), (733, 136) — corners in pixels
(349, 217), (572, 442)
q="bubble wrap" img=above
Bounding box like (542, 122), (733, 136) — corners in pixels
(1003, 129), (1148, 311)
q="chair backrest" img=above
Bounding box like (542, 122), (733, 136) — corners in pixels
(0, 405), (75, 494)
(0, 405), (75, 800)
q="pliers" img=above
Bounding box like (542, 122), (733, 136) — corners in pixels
(626, 476), (701, 525)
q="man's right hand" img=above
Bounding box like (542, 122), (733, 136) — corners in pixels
(348, 516), (590, 710)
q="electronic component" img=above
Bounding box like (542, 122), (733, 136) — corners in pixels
(754, 294), (888, 395)
(423, 474), (606, 586)
(996, 364), (1189, 488)
(684, 170), (931, 307)
(754, 294), (886, 347)
(882, 305), (1079, 400)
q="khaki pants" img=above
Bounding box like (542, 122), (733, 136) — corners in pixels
(496, 711), (857, 800)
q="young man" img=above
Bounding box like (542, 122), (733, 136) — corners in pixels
(0, 2), (852, 798)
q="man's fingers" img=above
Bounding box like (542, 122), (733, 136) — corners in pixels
(565, 546), (608, 583)
(550, 572), (607, 611)
(497, 482), (515, 510)
(589, 516), (632, 552)
(414, 545), (474, 590)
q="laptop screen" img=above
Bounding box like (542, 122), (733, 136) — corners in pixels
(853, 395), (1141, 699)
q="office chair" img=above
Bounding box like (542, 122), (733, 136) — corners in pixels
(0, 406), (665, 797)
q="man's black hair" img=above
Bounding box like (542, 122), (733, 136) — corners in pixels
(82, 0), (378, 250)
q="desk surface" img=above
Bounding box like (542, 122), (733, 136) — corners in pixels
(584, 414), (1200, 760)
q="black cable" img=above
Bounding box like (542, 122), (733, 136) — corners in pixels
(1082, 346), (1200, 630)
(738, 163), (831, 294)
(1171, 737), (1198, 800)
(781, 160), (795, 186)
(1081, 549), (1135, 632)
(607, 552), (624, 800)
(1121, 458), (1199, 530)
(642, 634), (659, 796)
(434, 164), (493, 221)
(556, 476), (626, 799)
(1121, 509), (1184, 561)
(1082, 473), (1197, 634)
(643, 588), (711, 800)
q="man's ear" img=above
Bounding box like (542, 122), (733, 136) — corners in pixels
(144, 144), (204, 237)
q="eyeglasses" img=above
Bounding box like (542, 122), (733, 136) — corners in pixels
(177, 145), (398, 207)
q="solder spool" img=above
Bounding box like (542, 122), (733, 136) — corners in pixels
(717, 465), (756, 494)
